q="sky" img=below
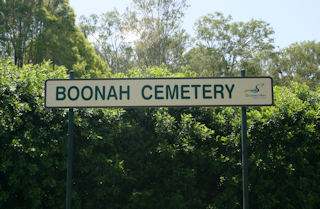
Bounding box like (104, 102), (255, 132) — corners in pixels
(69, 0), (320, 48)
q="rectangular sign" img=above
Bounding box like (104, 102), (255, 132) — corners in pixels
(45, 77), (273, 108)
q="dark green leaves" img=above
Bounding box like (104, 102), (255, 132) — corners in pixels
(1, 59), (319, 208)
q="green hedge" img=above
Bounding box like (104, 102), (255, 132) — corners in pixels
(1, 59), (319, 208)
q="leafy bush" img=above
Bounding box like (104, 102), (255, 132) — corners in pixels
(0, 59), (67, 208)
(1, 59), (319, 208)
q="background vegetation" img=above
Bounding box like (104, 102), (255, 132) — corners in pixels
(1, 0), (319, 208)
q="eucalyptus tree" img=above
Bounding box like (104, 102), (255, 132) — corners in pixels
(0, 0), (43, 67)
(122, 0), (190, 70)
(187, 12), (275, 76)
(267, 41), (320, 89)
(78, 11), (134, 73)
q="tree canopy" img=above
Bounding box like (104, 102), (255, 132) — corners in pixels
(268, 41), (320, 88)
(0, 0), (110, 78)
(186, 12), (274, 76)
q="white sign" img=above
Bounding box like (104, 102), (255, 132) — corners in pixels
(45, 77), (273, 108)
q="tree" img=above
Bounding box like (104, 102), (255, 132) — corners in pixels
(0, 0), (42, 67)
(268, 41), (320, 89)
(0, 0), (110, 78)
(29, 0), (110, 78)
(122, 0), (189, 70)
(187, 12), (274, 76)
(78, 11), (134, 73)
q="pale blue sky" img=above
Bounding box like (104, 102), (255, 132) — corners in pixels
(69, 0), (320, 48)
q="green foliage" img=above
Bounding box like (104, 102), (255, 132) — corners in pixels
(0, 59), (67, 208)
(268, 41), (320, 89)
(2, 0), (318, 87)
(71, 28), (111, 78)
(248, 83), (320, 208)
(0, 0), (42, 67)
(1, 60), (319, 208)
(0, 0), (110, 78)
(78, 11), (135, 74)
(121, 0), (189, 70)
(188, 12), (274, 76)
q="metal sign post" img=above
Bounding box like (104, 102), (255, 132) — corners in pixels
(66, 71), (74, 209)
(241, 70), (249, 209)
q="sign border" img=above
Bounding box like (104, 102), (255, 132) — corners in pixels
(45, 76), (274, 108)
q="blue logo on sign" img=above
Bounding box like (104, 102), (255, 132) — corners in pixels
(245, 83), (264, 93)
